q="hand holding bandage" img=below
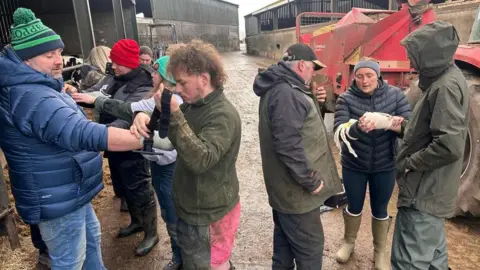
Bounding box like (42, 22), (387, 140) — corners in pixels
(360, 112), (391, 132)
(360, 112), (405, 133)
(334, 113), (405, 158)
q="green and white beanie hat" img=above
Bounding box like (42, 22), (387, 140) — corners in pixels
(10, 8), (64, 60)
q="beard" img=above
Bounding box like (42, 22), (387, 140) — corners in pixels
(182, 87), (203, 104)
(51, 69), (63, 79)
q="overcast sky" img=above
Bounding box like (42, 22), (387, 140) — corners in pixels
(228, 0), (276, 39)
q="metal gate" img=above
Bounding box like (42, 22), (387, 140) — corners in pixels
(0, 0), (18, 49)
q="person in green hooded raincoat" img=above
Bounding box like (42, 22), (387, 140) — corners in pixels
(390, 21), (469, 270)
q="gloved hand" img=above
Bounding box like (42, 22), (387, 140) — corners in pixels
(140, 131), (174, 151)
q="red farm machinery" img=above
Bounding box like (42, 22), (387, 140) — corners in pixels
(297, 0), (480, 217)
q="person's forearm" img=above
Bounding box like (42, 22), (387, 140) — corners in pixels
(107, 127), (142, 151)
(95, 97), (133, 121)
(390, 125), (401, 133)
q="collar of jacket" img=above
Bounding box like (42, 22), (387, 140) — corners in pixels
(278, 62), (312, 95)
(112, 65), (153, 94)
(349, 79), (387, 98)
(418, 63), (454, 91)
(190, 86), (224, 107)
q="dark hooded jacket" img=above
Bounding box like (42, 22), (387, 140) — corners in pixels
(334, 80), (411, 173)
(100, 64), (153, 179)
(397, 21), (469, 218)
(254, 62), (343, 214)
(98, 64), (153, 127)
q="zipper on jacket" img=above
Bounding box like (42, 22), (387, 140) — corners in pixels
(369, 96), (375, 172)
(411, 171), (424, 207)
(403, 167), (424, 207)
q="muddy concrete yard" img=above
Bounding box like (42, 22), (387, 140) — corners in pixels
(1, 50), (480, 269)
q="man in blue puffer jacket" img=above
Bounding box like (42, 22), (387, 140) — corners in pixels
(0, 8), (149, 270)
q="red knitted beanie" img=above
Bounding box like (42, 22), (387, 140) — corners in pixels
(110, 39), (140, 69)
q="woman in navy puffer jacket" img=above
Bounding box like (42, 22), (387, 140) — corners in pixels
(333, 58), (411, 269)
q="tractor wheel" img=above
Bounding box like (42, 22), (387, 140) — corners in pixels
(455, 74), (480, 217)
(404, 74), (480, 217)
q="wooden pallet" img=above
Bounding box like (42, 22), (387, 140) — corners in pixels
(0, 150), (21, 250)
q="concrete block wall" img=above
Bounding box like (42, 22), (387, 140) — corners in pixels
(138, 19), (240, 52)
(245, 23), (325, 59)
(434, 2), (478, 44)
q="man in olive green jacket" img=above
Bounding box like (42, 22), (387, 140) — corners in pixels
(391, 21), (469, 270)
(131, 40), (241, 270)
(254, 43), (343, 269)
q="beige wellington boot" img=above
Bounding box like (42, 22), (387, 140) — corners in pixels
(372, 216), (392, 270)
(335, 209), (362, 263)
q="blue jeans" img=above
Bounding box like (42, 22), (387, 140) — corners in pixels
(151, 161), (182, 264)
(38, 203), (105, 270)
(342, 167), (396, 219)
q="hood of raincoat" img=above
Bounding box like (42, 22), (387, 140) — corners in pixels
(253, 61), (310, 97)
(401, 21), (459, 89)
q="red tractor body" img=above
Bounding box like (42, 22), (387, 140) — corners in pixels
(297, 2), (480, 97)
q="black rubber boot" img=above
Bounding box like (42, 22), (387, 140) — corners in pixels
(229, 261), (236, 270)
(135, 205), (159, 256)
(117, 203), (143, 238)
(120, 198), (129, 212)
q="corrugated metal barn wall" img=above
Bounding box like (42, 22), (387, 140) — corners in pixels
(245, 0), (400, 36)
(153, 0), (238, 26)
(147, 0), (240, 51)
(245, 15), (259, 37)
(297, 0), (398, 13)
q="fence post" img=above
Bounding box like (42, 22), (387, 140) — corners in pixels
(0, 151), (21, 250)
(72, 0), (96, 58)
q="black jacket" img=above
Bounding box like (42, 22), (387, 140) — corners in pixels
(101, 64), (153, 163)
(334, 80), (411, 173)
(98, 64), (153, 127)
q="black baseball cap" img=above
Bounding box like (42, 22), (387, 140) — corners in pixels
(282, 43), (326, 71)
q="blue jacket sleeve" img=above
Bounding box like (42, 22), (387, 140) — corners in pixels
(11, 89), (108, 152)
(334, 94), (363, 138)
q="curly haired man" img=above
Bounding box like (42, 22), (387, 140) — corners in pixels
(132, 40), (241, 270)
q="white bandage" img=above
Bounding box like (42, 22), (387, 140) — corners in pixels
(139, 131), (174, 151)
(362, 112), (392, 130)
(152, 131), (174, 151)
(334, 119), (359, 158)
